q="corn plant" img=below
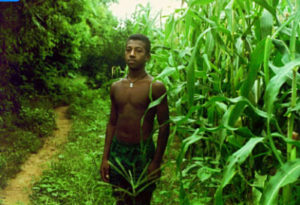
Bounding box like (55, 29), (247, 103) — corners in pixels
(127, 0), (300, 204)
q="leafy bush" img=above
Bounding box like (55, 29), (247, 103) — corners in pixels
(46, 76), (89, 107)
(17, 106), (56, 137)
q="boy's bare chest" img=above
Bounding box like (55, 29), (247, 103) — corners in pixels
(114, 83), (151, 109)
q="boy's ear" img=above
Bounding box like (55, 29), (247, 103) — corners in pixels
(146, 53), (151, 61)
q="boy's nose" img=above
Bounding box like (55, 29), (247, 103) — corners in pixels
(130, 49), (135, 56)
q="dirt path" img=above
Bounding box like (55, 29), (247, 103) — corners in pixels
(0, 106), (71, 205)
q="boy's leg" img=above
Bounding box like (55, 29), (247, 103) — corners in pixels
(113, 190), (133, 205)
(133, 190), (153, 205)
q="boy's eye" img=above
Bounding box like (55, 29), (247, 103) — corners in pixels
(125, 47), (144, 53)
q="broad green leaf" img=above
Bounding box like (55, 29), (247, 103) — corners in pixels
(240, 39), (266, 98)
(204, 31), (214, 59)
(140, 91), (167, 137)
(253, 0), (277, 19)
(148, 93), (167, 110)
(204, 95), (268, 129)
(235, 127), (257, 139)
(165, 15), (175, 41)
(260, 159), (300, 205)
(265, 58), (300, 117)
(263, 36), (272, 85)
(222, 96), (268, 128)
(272, 14), (296, 38)
(156, 67), (176, 79)
(272, 0), (279, 7)
(215, 137), (264, 205)
(177, 129), (204, 172)
(260, 10), (273, 39)
(252, 172), (268, 204)
(226, 101), (247, 127)
(270, 62), (300, 89)
(185, 9), (192, 38)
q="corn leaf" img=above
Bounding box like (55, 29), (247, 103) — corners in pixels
(187, 28), (212, 108)
(260, 10), (273, 39)
(215, 137), (264, 205)
(260, 159), (300, 205)
(185, 9), (192, 38)
(263, 36), (272, 85)
(265, 58), (300, 117)
(156, 67), (176, 79)
(148, 92), (167, 110)
(177, 129), (203, 171)
(218, 96), (268, 127)
(240, 39), (266, 98)
(253, 0), (277, 19)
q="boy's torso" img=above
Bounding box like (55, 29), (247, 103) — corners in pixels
(113, 77), (156, 144)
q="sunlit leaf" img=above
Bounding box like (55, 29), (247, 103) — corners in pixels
(260, 159), (300, 205)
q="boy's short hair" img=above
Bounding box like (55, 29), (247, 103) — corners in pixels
(127, 34), (151, 55)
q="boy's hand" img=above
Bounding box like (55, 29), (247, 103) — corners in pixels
(100, 159), (110, 182)
(147, 161), (161, 180)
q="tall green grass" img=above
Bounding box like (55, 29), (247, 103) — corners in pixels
(128, 0), (300, 203)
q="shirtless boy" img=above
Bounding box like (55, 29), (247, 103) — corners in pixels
(100, 34), (170, 205)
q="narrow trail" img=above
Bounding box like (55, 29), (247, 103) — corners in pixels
(0, 106), (71, 205)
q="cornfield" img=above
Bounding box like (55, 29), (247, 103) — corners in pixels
(129, 0), (300, 204)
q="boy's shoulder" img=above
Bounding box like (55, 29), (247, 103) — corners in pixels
(151, 79), (165, 87)
(150, 79), (167, 98)
(111, 78), (125, 88)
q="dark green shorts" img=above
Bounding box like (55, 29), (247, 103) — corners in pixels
(108, 136), (156, 195)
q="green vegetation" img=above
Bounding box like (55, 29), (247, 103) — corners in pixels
(1, 0), (300, 204)
(0, 0), (123, 189)
(31, 86), (114, 205)
(0, 94), (56, 188)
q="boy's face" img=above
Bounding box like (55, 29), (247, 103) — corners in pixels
(125, 40), (150, 69)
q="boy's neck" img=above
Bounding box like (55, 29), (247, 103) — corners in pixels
(128, 68), (147, 79)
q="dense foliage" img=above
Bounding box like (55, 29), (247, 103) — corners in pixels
(0, 0), (125, 189)
(126, 0), (300, 204)
(0, 0), (125, 111)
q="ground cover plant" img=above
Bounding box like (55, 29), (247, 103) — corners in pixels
(0, 95), (56, 188)
(30, 86), (116, 205)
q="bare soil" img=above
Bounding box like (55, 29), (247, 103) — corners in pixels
(0, 106), (71, 205)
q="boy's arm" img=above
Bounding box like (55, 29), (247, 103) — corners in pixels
(100, 84), (118, 182)
(148, 82), (170, 178)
